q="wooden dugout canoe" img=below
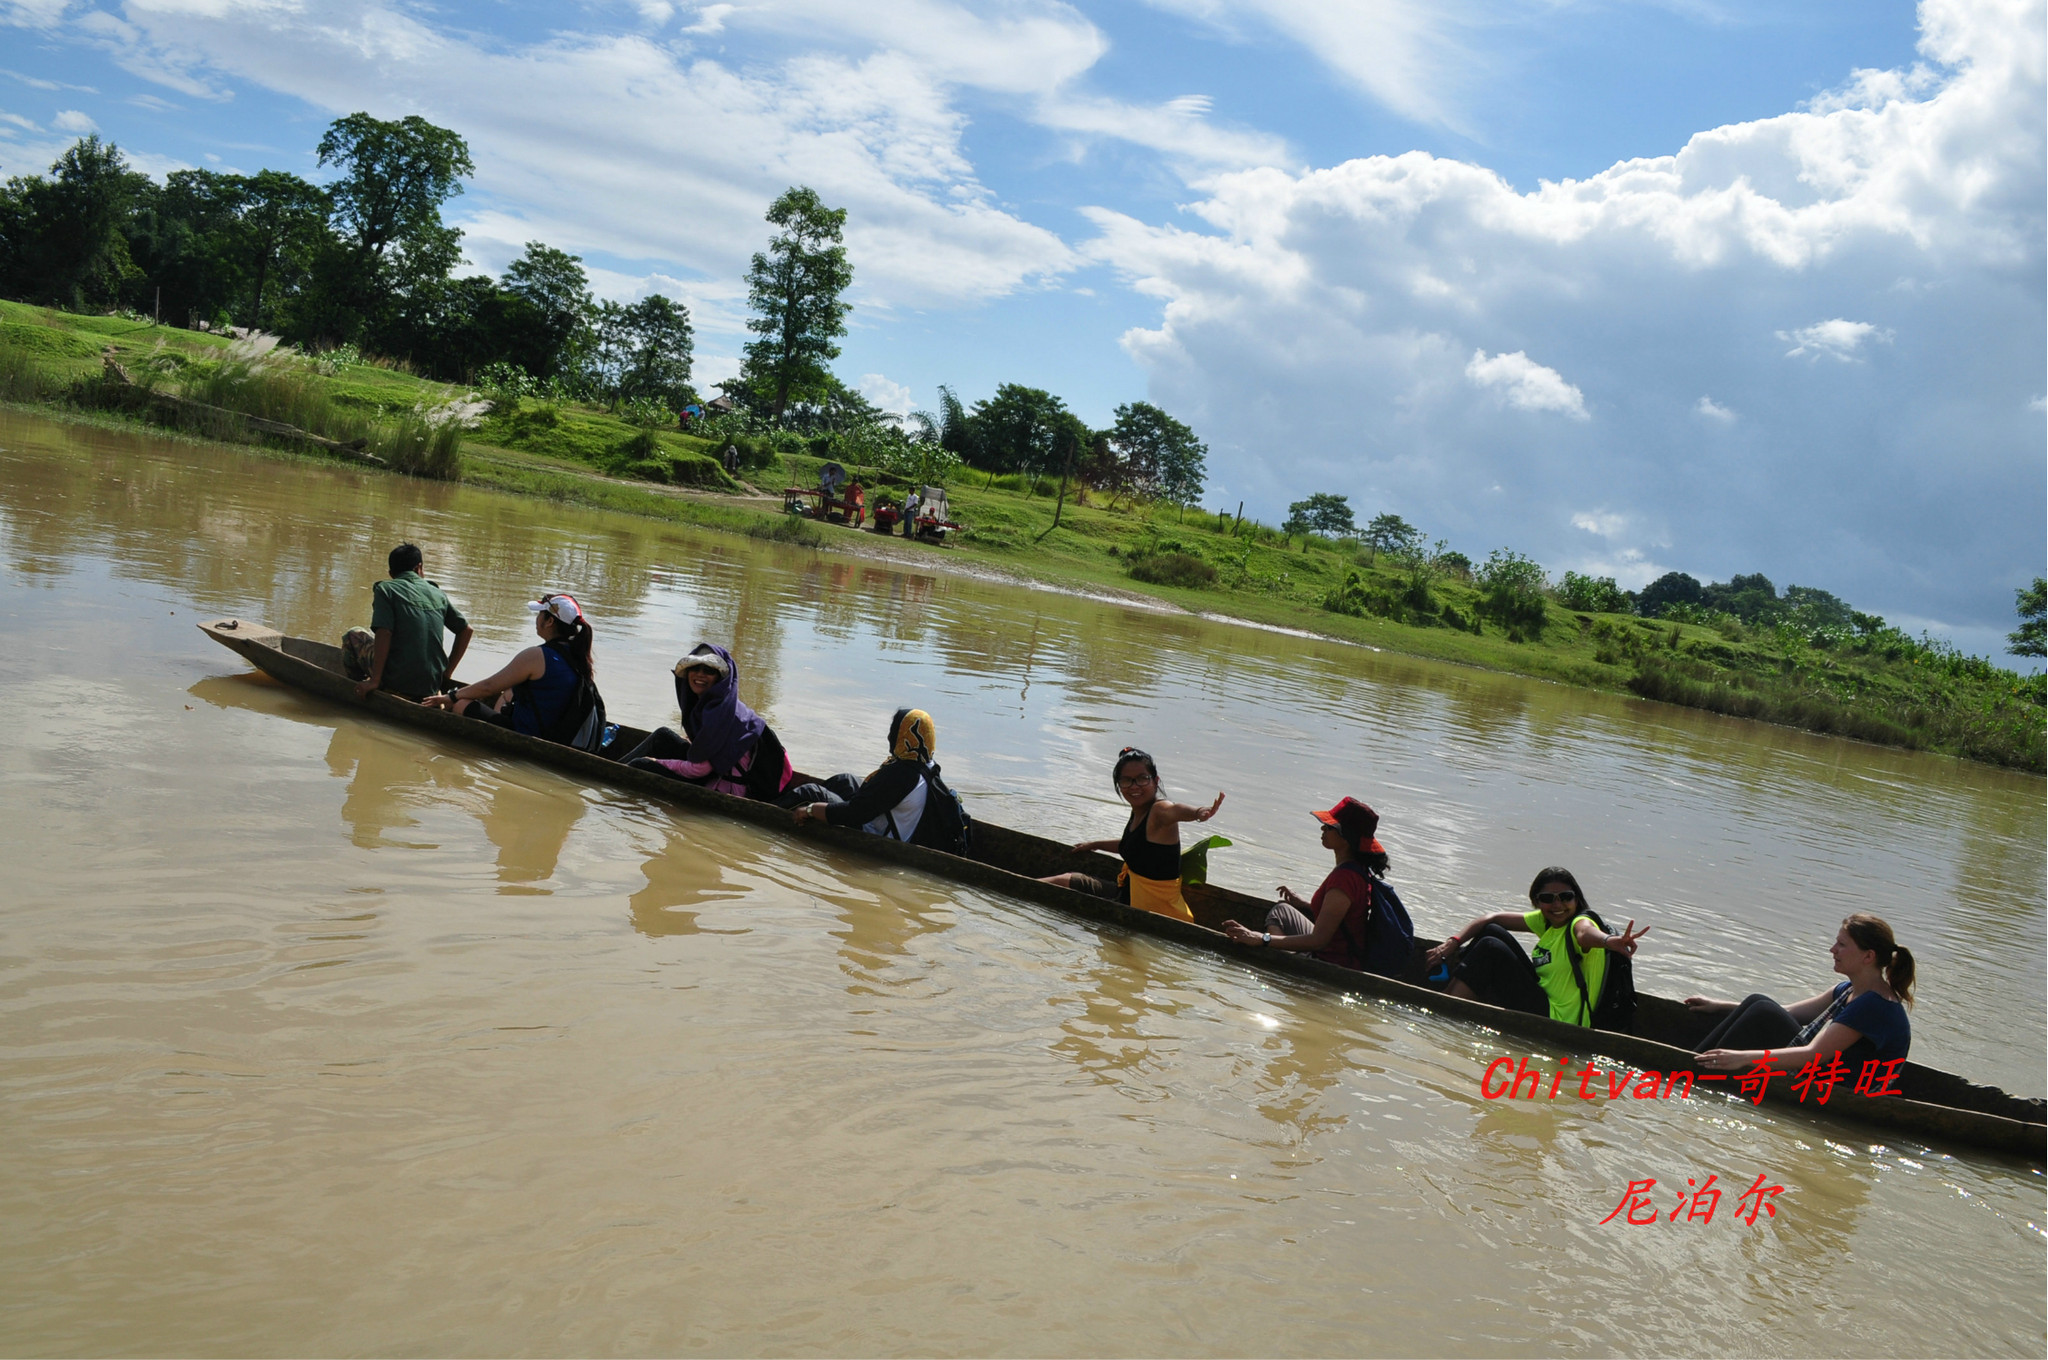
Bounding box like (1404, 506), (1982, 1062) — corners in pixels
(199, 617), (2046, 1163)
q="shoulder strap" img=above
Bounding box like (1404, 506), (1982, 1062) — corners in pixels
(1563, 916), (1600, 1027)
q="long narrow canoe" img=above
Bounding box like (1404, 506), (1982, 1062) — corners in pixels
(201, 618), (2046, 1161)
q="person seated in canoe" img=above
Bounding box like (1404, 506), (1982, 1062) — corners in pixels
(347, 542), (473, 701)
(421, 592), (607, 751)
(1036, 748), (1224, 922)
(1218, 798), (1414, 976)
(1692, 913), (1913, 1074)
(617, 643), (794, 800)
(1420, 869), (1648, 1026)
(787, 708), (968, 854)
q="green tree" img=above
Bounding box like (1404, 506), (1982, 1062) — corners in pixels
(238, 170), (330, 329)
(0, 136), (149, 310)
(502, 242), (594, 380)
(1558, 571), (1631, 614)
(2010, 577), (2046, 657)
(615, 295), (694, 405)
(1477, 548), (1550, 638)
(309, 112), (473, 341)
(740, 186), (853, 424)
(1285, 493), (1356, 537)
(1362, 511), (1420, 558)
(1105, 401), (1206, 511)
(967, 384), (1077, 479)
(1636, 571), (1702, 618)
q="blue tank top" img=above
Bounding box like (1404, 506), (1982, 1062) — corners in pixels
(510, 644), (580, 737)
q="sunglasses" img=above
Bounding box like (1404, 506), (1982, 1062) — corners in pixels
(1116, 774), (1155, 788)
(1534, 890), (1577, 905)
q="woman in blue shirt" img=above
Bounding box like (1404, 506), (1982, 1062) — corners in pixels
(1693, 913), (1915, 1070)
(424, 593), (603, 748)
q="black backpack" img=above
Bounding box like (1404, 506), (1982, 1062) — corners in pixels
(906, 761), (972, 856)
(1564, 907), (1636, 1032)
(524, 663), (606, 752)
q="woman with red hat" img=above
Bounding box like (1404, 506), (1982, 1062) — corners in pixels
(1220, 798), (1414, 977)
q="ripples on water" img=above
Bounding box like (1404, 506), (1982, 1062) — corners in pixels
(0, 413), (2042, 1356)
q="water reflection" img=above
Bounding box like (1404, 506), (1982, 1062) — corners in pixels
(628, 825), (754, 937)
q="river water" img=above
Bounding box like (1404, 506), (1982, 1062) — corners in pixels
(1, 409), (2041, 1356)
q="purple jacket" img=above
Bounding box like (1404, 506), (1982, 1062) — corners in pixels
(677, 643), (767, 778)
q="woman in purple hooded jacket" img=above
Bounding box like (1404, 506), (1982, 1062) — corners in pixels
(619, 643), (795, 801)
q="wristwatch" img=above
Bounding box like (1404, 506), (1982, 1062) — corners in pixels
(1261, 932), (1271, 946)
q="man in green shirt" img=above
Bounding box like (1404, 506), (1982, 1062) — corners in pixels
(355, 542), (473, 700)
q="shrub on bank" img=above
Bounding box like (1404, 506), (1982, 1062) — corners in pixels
(1128, 550), (1218, 589)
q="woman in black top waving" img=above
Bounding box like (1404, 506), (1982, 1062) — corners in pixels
(1039, 747), (1223, 922)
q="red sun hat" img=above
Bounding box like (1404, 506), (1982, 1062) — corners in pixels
(1313, 796), (1380, 847)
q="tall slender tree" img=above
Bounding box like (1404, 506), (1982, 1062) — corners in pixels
(740, 186), (853, 424)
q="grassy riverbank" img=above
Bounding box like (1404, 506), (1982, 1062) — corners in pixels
(5, 300), (2041, 773)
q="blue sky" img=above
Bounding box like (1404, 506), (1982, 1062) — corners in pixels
(1, 0), (2041, 655)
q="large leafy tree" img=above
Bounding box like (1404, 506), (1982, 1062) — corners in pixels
(1361, 511), (1420, 556)
(1636, 571), (1703, 618)
(1286, 493), (1357, 538)
(238, 170), (330, 329)
(306, 112), (473, 343)
(966, 384), (1078, 476)
(1105, 401), (1206, 509)
(615, 294), (693, 405)
(0, 136), (150, 310)
(502, 241), (594, 379)
(740, 186), (853, 424)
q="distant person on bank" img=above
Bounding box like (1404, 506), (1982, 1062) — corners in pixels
(346, 542), (472, 700)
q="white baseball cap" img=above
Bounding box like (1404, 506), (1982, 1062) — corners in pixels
(527, 593), (583, 624)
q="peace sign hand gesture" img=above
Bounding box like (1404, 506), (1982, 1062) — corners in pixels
(1605, 920), (1649, 957)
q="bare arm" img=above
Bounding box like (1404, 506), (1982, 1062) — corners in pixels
(1147, 793), (1225, 834)
(424, 645), (546, 708)
(444, 624), (474, 682)
(1069, 838), (1120, 854)
(1221, 889), (1349, 952)
(1699, 1020), (1865, 1075)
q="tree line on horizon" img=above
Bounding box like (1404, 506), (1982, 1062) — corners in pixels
(0, 117), (1210, 507)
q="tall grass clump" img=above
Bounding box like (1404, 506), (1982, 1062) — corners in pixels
(0, 328), (50, 402)
(370, 408), (465, 480)
(179, 337), (372, 444)
(746, 515), (824, 547)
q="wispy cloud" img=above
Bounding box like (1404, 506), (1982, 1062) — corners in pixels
(1694, 395), (1736, 422)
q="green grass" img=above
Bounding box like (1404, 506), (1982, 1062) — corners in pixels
(3, 300), (2039, 772)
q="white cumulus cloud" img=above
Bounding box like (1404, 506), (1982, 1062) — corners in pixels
(1778, 318), (1894, 361)
(1465, 349), (1589, 419)
(1087, 0), (2045, 636)
(1694, 395), (1736, 422)
(50, 108), (95, 132)
(859, 373), (915, 417)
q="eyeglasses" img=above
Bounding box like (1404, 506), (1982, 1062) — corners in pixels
(1534, 890), (1577, 905)
(1116, 775), (1155, 788)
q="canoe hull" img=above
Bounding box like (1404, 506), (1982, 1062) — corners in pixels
(198, 618), (2046, 1161)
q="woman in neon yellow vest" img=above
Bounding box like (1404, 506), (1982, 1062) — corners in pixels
(1422, 867), (1648, 1026)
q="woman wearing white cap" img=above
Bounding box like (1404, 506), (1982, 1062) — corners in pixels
(423, 592), (605, 748)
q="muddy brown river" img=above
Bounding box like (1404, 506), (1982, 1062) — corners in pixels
(1, 409), (2042, 1356)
